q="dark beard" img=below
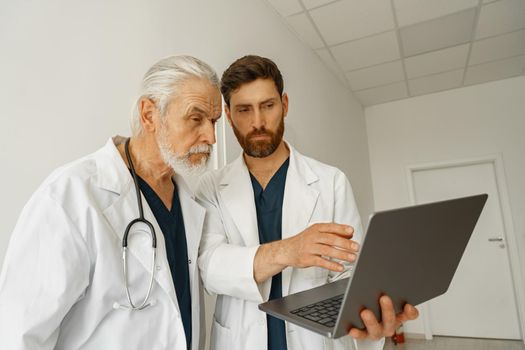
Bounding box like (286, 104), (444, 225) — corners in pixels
(232, 117), (285, 158)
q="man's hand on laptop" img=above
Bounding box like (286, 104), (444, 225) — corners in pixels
(348, 295), (419, 340)
(253, 223), (359, 283)
(283, 223), (359, 271)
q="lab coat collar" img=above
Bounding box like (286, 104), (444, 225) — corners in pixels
(95, 136), (198, 199)
(94, 136), (133, 194)
(285, 141), (319, 186)
(219, 154), (260, 247)
(220, 141), (320, 295)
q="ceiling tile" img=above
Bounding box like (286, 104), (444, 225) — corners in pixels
(316, 48), (349, 86)
(331, 31), (400, 71)
(354, 81), (408, 106)
(310, 0), (395, 45)
(301, 0), (335, 9)
(266, 0), (303, 17)
(465, 55), (525, 85)
(316, 48), (337, 68)
(400, 8), (476, 56)
(346, 60), (405, 90)
(408, 69), (464, 96)
(394, 0), (478, 27)
(269, 0), (525, 104)
(286, 13), (324, 48)
(470, 29), (525, 65)
(405, 44), (470, 78)
(476, 0), (525, 39)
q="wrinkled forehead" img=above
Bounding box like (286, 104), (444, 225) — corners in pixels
(171, 77), (222, 116)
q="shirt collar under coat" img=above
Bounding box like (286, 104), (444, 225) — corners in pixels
(94, 136), (195, 200)
(220, 141), (319, 188)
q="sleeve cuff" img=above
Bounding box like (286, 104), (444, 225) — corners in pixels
(203, 244), (265, 302)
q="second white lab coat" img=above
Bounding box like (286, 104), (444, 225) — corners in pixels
(0, 137), (206, 350)
(197, 143), (384, 350)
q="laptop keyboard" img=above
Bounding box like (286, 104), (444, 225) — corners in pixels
(290, 294), (343, 328)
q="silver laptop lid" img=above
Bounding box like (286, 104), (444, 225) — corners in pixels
(332, 194), (488, 337)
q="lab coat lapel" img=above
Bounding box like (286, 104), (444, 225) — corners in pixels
(174, 174), (204, 292)
(103, 182), (180, 307)
(220, 155), (260, 247)
(282, 144), (319, 295)
(96, 138), (178, 306)
(174, 174), (205, 347)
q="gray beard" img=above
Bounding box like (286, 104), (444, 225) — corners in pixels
(157, 128), (210, 178)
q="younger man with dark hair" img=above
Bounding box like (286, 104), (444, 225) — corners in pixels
(197, 55), (418, 350)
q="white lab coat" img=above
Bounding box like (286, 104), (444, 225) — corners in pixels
(197, 143), (384, 350)
(0, 137), (206, 350)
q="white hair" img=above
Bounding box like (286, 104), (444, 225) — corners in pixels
(131, 55), (220, 135)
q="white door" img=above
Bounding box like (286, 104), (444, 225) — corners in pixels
(412, 161), (521, 339)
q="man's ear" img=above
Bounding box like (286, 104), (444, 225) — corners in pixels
(281, 93), (289, 119)
(224, 104), (233, 126)
(138, 98), (159, 133)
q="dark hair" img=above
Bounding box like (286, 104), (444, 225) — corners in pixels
(221, 55), (284, 107)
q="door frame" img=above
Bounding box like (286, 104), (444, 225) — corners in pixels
(405, 154), (525, 343)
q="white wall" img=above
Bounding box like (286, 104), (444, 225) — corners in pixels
(0, 0), (374, 263)
(365, 76), (525, 335)
(0, 0), (373, 347)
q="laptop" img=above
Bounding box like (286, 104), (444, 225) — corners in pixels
(259, 194), (488, 339)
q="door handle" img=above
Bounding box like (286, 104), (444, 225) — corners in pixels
(488, 237), (503, 242)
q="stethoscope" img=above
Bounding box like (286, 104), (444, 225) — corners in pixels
(114, 138), (157, 311)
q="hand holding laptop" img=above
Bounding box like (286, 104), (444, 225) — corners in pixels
(349, 295), (419, 340)
(284, 224), (420, 340)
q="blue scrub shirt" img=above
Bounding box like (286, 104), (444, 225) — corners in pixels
(250, 158), (290, 350)
(137, 176), (192, 350)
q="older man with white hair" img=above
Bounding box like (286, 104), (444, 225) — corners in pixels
(0, 55), (221, 350)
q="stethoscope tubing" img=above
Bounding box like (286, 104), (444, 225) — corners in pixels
(117, 138), (158, 311)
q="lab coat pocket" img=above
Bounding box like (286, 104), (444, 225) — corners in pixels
(287, 324), (325, 349)
(289, 266), (328, 294)
(324, 334), (355, 350)
(210, 317), (232, 350)
(303, 266), (329, 282)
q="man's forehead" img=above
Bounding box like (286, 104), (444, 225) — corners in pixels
(230, 79), (280, 106)
(186, 102), (222, 116)
(173, 79), (221, 109)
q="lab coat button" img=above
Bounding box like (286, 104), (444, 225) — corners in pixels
(188, 259), (192, 264)
(156, 265), (161, 271)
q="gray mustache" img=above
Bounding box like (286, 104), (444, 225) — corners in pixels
(188, 144), (212, 155)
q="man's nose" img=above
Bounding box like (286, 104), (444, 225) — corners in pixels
(252, 109), (265, 129)
(202, 119), (216, 145)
